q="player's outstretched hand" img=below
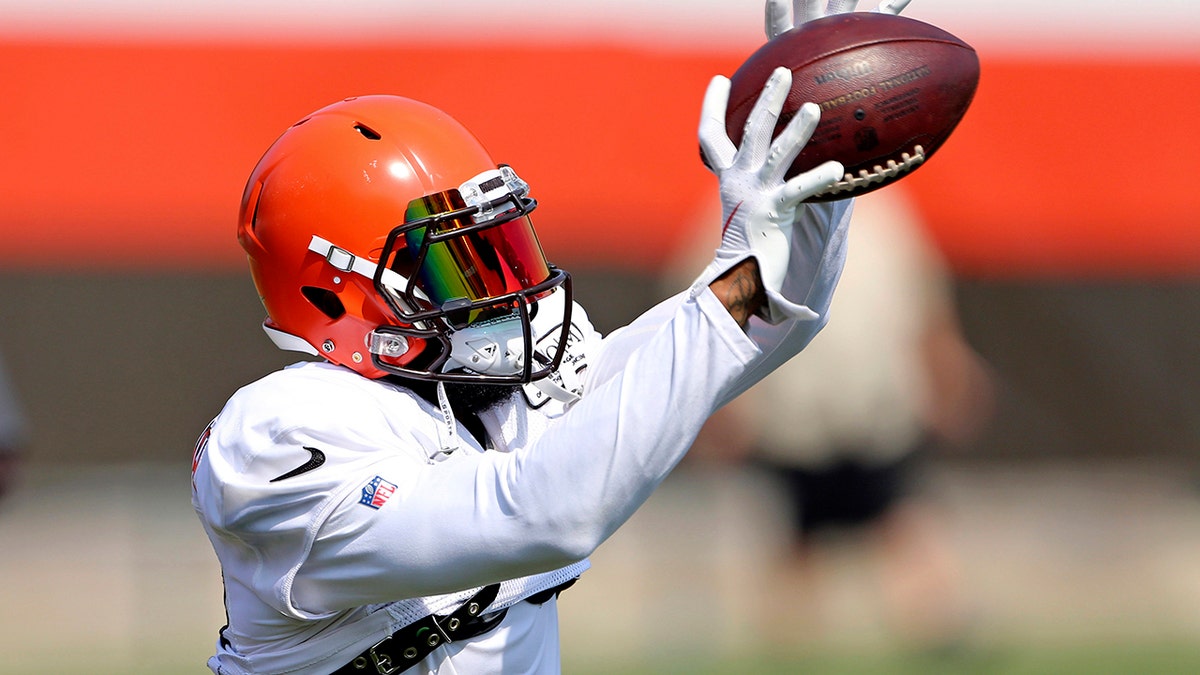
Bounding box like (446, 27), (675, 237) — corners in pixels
(695, 67), (842, 325)
(765, 0), (913, 39)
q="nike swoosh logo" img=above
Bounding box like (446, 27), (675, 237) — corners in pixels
(270, 446), (326, 482)
(720, 201), (742, 237)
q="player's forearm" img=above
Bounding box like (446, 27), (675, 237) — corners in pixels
(708, 257), (765, 328)
(358, 291), (759, 596)
(508, 289), (760, 558)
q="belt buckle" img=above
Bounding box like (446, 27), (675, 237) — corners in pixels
(365, 635), (409, 675)
(365, 621), (446, 674)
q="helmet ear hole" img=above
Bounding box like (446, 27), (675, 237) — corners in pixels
(301, 286), (346, 320)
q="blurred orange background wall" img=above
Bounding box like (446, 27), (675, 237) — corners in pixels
(0, 1), (1197, 465)
(1, 0), (1197, 278)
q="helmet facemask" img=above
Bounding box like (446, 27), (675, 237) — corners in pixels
(368, 166), (572, 384)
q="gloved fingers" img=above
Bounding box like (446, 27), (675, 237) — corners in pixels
(826, 0), (861, 14)
(767, 0), (868, 41)
(875, 0), (912, 15)
(764, 0), (793, 39)
(780, 160), (844, 206)
(698, 76), (736, 171)
(736, 67), (792, 169)
(796, 0), (823, 24)
(763, 101), (822, 183)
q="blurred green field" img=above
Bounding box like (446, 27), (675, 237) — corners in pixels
(563, 642), (1200, 675)
(6, 642), (1197, 675)
(5, 463), (1200, 675)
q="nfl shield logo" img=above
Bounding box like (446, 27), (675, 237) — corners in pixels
(359, 476), (397, 510)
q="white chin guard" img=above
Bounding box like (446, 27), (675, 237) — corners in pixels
(444, 314), (528, 376)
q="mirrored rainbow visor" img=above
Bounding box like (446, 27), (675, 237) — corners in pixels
(374, 167), (555, 327)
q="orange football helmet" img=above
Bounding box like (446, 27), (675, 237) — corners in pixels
(237, 95), (571, 382)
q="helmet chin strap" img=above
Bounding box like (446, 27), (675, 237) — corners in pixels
(522, 286), (588, 405)
(433, 380), (459, 456)
(527, 362), (583, 404)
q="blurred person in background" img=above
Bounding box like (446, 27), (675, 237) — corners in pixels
(0, 349), (30, 503)
(675, 186), (995, 649)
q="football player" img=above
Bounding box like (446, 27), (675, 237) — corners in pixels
(191, 2), (911, 672)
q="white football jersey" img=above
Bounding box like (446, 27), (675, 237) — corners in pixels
(192, 195), (852, 674)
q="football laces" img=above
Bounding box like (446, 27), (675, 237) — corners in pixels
(815, 144), (926, 198)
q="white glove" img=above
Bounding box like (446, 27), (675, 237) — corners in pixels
(697, 0), (912, 328)
(766, 0), (913, 39)
(693, 67), (843, 324)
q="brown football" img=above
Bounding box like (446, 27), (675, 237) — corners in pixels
(724, 12), (979, 201)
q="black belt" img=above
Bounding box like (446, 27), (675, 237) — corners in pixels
(331, 578), (577, 675)
(331, 583), (505, 675)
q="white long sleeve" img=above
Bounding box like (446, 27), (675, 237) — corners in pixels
(192, 287), (761, 674)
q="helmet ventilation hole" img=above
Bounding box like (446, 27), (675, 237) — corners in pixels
(301, 286), (346, 320)
(354, 124), (381, 140)
(242, 180), (265, 235)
